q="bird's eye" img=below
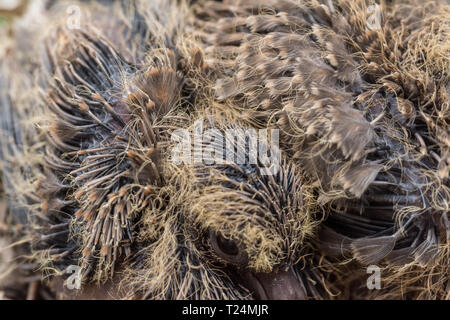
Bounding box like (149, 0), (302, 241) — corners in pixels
(216, 234), (239, 256)
(209, 230), (248, 267)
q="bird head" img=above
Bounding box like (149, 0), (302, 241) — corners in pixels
(126, 120), (321, 300)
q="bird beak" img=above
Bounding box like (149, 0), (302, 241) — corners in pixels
(239, 267), (307, 300)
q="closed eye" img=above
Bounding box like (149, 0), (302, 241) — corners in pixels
(209, 230), (248, 267)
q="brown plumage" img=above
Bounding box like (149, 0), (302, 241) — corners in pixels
(0, 0), (186, 297)
(123, 117), (334, 299)
(193, 0), (449, 299)
(0, 0), (448, 300)
(0, 0), (330, 300)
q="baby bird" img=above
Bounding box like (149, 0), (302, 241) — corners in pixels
(0, 0), (330, 300)
(193, 0), (449, 299)
(1, 0), (448, 300)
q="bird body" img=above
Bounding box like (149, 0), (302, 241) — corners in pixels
(0, 0), (448, 300)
